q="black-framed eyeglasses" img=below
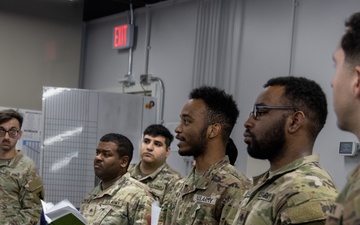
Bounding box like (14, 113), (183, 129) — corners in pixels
(0, 128), (20, 138)
(249, 105), (298, 120)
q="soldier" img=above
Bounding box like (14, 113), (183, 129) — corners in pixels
(233, 76), (338, 225)
(128, 124), (182, 206)
(326, 12), (360, 225)
(158, 86), (251, 225)
(0, 109), (44, 225)
(80, 133), (155, 225)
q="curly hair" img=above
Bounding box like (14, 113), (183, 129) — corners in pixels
(189, 86), (239, 140)
(264, 76), (327, 141)
(342, 12), (360, 65)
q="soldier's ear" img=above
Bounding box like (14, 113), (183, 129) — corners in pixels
(354, 65), (360, 97)
(207, 123), (221, 139)
(119, 156), (129, 168)
(165, 146), (171, 158)
(287, 111), (305, 133)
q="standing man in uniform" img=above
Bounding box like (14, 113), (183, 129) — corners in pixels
(159, 86), (251, 225)
(80, 133), (155, 225)
(326, 11), (360, 225)
(0, 109), (44, 225)
(233, 76), (338, 225)
(128, 124), (182, 206)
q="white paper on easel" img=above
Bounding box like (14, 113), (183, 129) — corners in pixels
(151, 201), (161, 225)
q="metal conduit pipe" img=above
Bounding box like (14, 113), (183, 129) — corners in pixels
(141, 5), (165, 124)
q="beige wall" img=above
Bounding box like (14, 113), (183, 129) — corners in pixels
(0, 0), (83, 110)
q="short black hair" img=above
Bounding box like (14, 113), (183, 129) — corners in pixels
(341, 12), (360, 65)
(143, 124), (174, 148)
(190, 86), (240, 141)
(100, 133), (134, 163)
(264, 76), (327, 141)
(0, 109), (23, 128)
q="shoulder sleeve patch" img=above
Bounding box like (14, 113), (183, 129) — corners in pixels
(286, 201), (325, 223)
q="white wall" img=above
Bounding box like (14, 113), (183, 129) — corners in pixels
(82, 0), (360, 189)
(235, 0), (295, 178)
(0, 0), (83, 110)
(291, 0), (360, 189)
(82, 0), (198, 175)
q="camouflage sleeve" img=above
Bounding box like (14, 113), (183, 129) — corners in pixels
(158, 179), (183, 225)
(297, 222), (326, 225)
(157, 192), (171, 225)
(274, 192), (334, 225)
(162, 178), (180, 206)
(327, 189), (360, 225)
(130, 192), (154, 225)
(8, 168), (44, 225)
(218, 186), (247, 225)
(324, 165), (360, 225)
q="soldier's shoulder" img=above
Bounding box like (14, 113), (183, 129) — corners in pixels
(162, 164), (183, 179)
(123, 176), (156, 198)
(340, 164), (360, 200)
(286, 162), (335, 185)
(127, 175), (150, 190)
(274, 164), (337, 199)
(127, 163), (138, 172)
(348, 164), (360, 181)
(16, 154), (39, 174)
(215, 165), (251, 188)
(18, 154), (37, 166)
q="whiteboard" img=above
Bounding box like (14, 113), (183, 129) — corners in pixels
(41, 87), (157, 207)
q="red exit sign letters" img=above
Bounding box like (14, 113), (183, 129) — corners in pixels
(113, 24), (134, 50)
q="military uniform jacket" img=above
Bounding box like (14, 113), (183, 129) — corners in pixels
(326, 164), (360, 225)
(80, 172), (155, 225)
(0, 150), (44, 225)
(159, 156), (251, 225)
(128, 162), (183, 205)
(233, 154), (338, 225)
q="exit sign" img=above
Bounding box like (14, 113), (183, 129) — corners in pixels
(113, 24), (134, 50)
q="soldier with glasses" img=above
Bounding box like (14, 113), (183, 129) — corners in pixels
(233, 76), (338, 225)
(0, 109), (44, 225)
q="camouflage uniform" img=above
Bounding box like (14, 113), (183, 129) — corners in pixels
(325, 164), (360, 225)
(0, 150), (44, 225)
(158, 156), (251, 225)
(80, 172), (155, 225)
(233, 154), (338, 225)
(128, 162), (183, 205)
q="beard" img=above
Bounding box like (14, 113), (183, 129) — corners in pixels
(247, 117), (286, 161)
(178, 126), (208, 157)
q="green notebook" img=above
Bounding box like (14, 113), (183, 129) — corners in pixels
(49, 213), (86, 225)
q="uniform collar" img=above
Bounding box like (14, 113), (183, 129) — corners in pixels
(129, 161), (167, 181)
(253, 154), (320, 185)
